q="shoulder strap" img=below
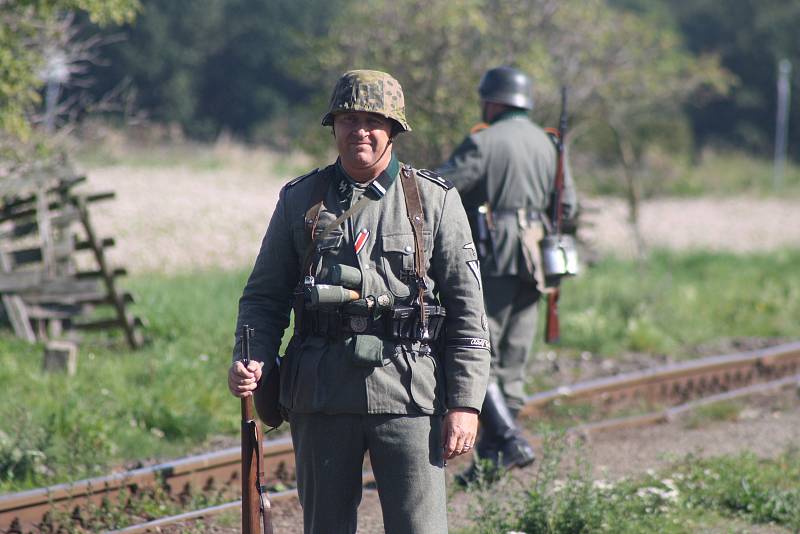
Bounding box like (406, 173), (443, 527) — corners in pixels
(399, 165), (429, 339)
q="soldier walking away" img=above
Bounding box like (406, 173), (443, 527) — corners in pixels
(437, 66), (579, 484)
(227, 70), (491, 533)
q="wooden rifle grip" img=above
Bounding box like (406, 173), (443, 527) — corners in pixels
(241, 397), (263, 533)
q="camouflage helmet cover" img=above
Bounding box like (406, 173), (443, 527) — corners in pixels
(321, 70), (411, 133)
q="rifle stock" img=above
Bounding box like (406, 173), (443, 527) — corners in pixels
(240, 325), (273, 534)
(544, 289), (560, 344)
(544, 87), (568, 345)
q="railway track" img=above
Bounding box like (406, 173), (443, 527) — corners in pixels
(2, 340), (799, 533)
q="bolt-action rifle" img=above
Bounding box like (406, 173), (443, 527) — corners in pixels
(545, 87), (568, 344)
(240, 325), (273, 534)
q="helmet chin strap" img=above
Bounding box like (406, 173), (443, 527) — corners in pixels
(356, 137), (393, 173)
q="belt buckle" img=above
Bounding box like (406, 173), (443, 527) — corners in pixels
(349, 316), (368, 333)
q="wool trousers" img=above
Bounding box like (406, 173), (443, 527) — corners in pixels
(290, 412), (447, 534)
(482, 275), (541, 413)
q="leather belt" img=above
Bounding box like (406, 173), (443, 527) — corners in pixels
(492, 208), (542, 221)
(303, 305), (446, 341)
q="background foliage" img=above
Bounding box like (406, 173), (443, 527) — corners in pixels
(69, 0), (799, 161)
(4, 0), (799, 185)
(73, 0), (734, 168)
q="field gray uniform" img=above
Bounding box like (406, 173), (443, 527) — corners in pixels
(232, 157), (490, 533)
(438, 110), (577, 412)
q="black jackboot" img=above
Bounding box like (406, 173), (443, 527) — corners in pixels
(480, 382), (535, 469)
(455, 383), (535, 486)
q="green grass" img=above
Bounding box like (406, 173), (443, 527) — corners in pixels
(682, 400), (742, 429)
(0, 250), (798, 493)
(559, 248), (800, 356)
(578, 148), (800, 198)
(460, 437), (800, 533)
(0, 268), (291, 492)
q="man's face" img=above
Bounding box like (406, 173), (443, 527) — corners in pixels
(333, 111), (393, 173)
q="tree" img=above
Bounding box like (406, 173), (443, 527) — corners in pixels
(667, 0), (800, 159)
(543, 0), (730, 256)
(85, 0), (344, 141)
(0, 0), (138, 143)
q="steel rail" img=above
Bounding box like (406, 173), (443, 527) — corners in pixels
(109, 472), (377, 534)
(3, 341), (799, 532)
(0, 436), (295, 533)
(568, 372), (800, 436)
(521, 341), (800, 417)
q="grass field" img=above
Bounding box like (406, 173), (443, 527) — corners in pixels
(1, 249), (799, 493)
(580, 148), (800, 198)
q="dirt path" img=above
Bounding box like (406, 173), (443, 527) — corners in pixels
(79, 163), (800, 274)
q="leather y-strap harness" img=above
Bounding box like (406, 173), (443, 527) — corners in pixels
(399, 164), (429, 340)
(296, 164), (428, 340)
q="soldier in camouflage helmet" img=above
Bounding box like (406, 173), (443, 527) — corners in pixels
(321, 69), (411, 135)
(228, 69), (490, 533)
(437, 66), (579, 485)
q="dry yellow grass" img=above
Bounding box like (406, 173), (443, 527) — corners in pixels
(75, 140), (800, 274)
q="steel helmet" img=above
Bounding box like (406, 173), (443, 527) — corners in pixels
(321, 70), (411, 133)
(478, 66), (534, 111)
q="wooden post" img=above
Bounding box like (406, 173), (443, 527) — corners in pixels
(43, 340), (78, 375)
(0, 248), (36, 342)
(75, 196), (143, 348)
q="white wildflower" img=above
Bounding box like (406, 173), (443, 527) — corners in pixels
(593, 479), (614, 491)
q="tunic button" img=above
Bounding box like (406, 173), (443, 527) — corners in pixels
(364, 264), (370, 270)
(404, 245), (412, 253)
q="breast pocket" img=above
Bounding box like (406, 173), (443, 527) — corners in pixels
(381, 234), (415, 298)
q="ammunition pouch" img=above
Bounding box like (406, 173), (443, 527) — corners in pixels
(301, 305), (446, 342)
